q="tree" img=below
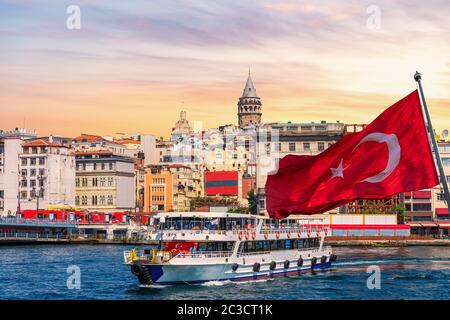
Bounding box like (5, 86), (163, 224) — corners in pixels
(247, 189), (257, 215)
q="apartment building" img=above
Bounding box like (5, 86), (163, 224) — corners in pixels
(19, 138), (76, 211)
(75, 150), (135, 211)
(0, 129), (38, 216)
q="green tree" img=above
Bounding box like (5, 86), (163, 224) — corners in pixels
(247, 189), (257, 215)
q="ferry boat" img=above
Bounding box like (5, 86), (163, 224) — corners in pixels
(124, 212), (337, 285)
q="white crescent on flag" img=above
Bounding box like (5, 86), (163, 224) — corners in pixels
(353, 132), (401, 183)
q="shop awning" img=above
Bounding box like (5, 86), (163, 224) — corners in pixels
(436, 208), (449, 215)
(419, 222), (439, 227)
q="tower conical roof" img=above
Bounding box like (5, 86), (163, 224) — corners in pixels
(242, 73), (258, 98)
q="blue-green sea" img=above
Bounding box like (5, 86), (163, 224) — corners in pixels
(0, 245), (448, 300)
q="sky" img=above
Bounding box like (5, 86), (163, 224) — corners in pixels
(1, 0), (449, 139)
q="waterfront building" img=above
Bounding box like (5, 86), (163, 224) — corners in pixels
(144, 165), (174, 212)
(75, 150), (135, 212)
(144, 164), (201, 212)
(404, 139), (450, 236)
(19, 138), (76, 211)
(0, 129), (38, 216)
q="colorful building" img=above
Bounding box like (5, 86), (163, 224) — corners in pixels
(75, 150), (135, 212)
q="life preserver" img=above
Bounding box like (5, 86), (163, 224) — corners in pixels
(275, 231), (280, 239)
(284, 260), (290, 269)
(231, 263), (239, 272)
(131, 263), (142, 276)
(286, 230), (291, 238)
(244, 231), (250, 240)
(238, 231), (243, 240)
(253, 263), (261, 272)
(251, 231), (256, 240)
(297, 257), (304, 267)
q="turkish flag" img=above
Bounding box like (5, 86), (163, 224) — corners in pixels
(266, 90), (439, 219)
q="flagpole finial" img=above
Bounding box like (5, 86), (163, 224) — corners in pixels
(414, 71), (422, 82)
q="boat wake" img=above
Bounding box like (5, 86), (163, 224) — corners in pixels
(200, 280), (233, 287)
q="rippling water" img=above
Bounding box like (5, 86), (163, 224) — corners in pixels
(0, 245), (449, 300)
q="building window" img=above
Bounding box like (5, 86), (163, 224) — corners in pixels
(289, 143), (296, 152)
(100, 177), (106, 186)
(303, 143), (310, 151)
(275, 143), (281, 152)
(82, 196), (88, 206)
(39, 169), (45, 176)
(93, 163), (97, 170)
(92, 196), (98, 206)
(437, 193), (445, 201)
(30, 180), (36, 187)
(100, 196), (105, 205)
(29, 158), (36, 165)
(39, 158), (45, 165)
(101, 163), (105, 170)
(76, 178), (80, 187)
(109, 162), (113, 170)
(21, 169), (27, 176)
(107, 177), (114, 186)
(318, 142), (325, 151)
(412, 203), (431, 211)
(21, 191), (27, 199)
(21, 158), (27, 166)
(442, 158), (450, 166)
(82, 163), (86, 171)
(82, 178), (88, 187)
(92, 177), (98, 187)
(21, 180), (27, 187)
(75, 196), (80, 206)
(30, 169), (36, 176)
(258, 199), (265, 209)
(107, 195), (113, 206)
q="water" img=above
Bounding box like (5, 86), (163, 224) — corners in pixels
(0, 245), (449, 300)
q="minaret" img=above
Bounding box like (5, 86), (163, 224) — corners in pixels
(237, 69), (262, 128)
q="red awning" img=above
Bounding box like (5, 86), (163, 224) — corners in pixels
(412, 191), (432, 199)
(436, 208), (449, 215)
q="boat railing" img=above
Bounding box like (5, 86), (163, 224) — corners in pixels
(0, 232), (66, 239)
(233, 226), (331, 235)
(174, 251), (233, 259)
(237, 251), (271, 257)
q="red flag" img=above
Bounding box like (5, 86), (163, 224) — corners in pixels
(266, 90), (439, 219)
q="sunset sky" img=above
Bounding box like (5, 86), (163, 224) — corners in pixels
(1, 0), (449, 138)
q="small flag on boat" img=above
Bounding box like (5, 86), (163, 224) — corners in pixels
(265, 90), (439, 219)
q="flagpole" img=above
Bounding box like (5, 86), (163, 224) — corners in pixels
(414, 71), (450, 213)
